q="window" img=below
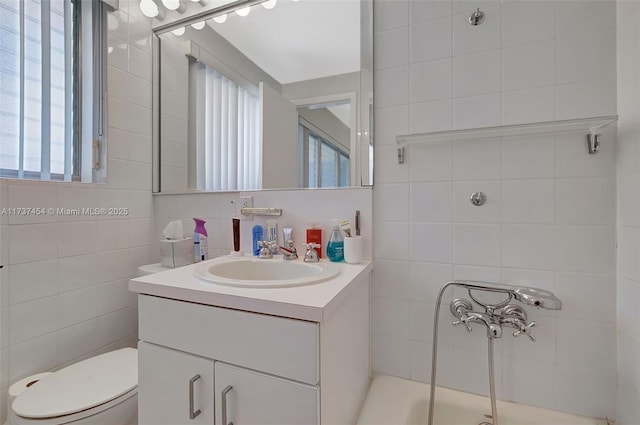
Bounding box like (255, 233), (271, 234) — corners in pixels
(190, 61), (260, 191)
(0, 0), (107, 182)
(302, 127), (349, 188)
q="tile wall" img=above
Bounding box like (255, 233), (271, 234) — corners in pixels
(0, 2), (155, 423)
(373, 0), (617, 419)
(616, 1), (640, 423)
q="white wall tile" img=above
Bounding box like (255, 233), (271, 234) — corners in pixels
(411, 18), (452, 63)
(7, 182), (58, 225)
(374, 0), (409, 32)
(374, 222), (410, 261)
(9, 296), (58, 345)
(409, 142), (453, 182)
(555, 225), (615, 274)
(375, 66), (410, 108)
(453, 93), (501, 129)
(501, 179), (555, 224)
(411, 182), (453, 223)
(372, 296), (410, 337)
(556, 30), (616, 86)
(375, 27), (410, 70)
(371, 333), (411, 378)
(453, 138), (500, 180)
(8, 224), (58, 265)
(502, 41), (554, 92)
(502, 86), (555, 126)
(555, 129), (616, 178)
(501, 135), (555, 179)
(409, 100), (453, 133)
(58, 221), (97, 258)
(411, 58), (452, 103)
(58, 254), (98, 293)
(374, 184), (410, 222)
(410, 223), (453, 263)
(453, 6), (500, 56)
(9, 332), (58, 382)
(555, 79), (617, 121)
(501, 225), (555, 270)
(8, 260), (58, 305)
(454, 49), (500, 98)
(557, 319), (616, 372)
(410, 0), (451, 24)
(372, 260), (411, 299)
(454, 180), (501, 224)
(555, 272), (616, 323)
(556, 0), (616, 41)
(454, 224), (500, 266)
(97, 279), (136, 316)
(501, 1), (555, 48)
(556, 177), (615, 225)
(409, 261), (453, 301)
(96, 220), (130, 252)
(59, 287), (97, 328)
(374, 106), (410, 146)
(58, 320), (98, 365)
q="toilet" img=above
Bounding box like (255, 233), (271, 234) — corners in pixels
(7, 348), (138, 425)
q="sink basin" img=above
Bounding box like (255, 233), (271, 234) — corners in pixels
(194, 257), (340, 288)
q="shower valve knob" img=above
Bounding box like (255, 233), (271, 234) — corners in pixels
(453, 319), (472, 333)
(513, 321), (536, 341)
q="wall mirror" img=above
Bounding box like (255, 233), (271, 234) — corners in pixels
(151, 0), (373, 193)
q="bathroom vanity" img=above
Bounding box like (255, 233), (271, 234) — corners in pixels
(129, 257), (372, 425)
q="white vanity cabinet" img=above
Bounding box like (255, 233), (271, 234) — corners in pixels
(132, 263), (371, 425)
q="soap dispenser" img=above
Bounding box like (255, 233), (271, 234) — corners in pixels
(326, 219), (344, 262)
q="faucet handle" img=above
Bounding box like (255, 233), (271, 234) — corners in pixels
(302, 243), (320, 263)
(513, 321), (536, 342)
(453, 316), (472, 333)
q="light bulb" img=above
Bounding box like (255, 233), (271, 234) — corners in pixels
(161, 0), (181, 10)
(191, 21), (205, 30)
(213, 13), (227, 23)
(139, 0), (159, 17)
(235, 6), (250, 16)
(171, 26), (186, 36)
(262, 0), (276, 9)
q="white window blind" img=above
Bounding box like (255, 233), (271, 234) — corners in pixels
(0, 0), (107, 182)
(191, 62), (260, 191)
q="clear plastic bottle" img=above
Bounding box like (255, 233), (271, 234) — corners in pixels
(326, 219), (344, 262)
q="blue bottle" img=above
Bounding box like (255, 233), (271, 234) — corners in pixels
(326, 220), (344, 262)
(252, 225), (264, 256)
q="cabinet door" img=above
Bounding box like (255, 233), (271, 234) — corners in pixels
(139, 342), (215, 425)
(215, 362), (318, 425)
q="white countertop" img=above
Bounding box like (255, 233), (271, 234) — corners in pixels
(129, 256), (373, 322)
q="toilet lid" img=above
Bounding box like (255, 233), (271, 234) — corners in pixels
(12, 348), (138, 419)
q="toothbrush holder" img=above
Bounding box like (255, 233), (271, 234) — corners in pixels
(344, 236), (362, 264)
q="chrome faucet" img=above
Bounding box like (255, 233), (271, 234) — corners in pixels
(279, 240), (298, 260)
(257, 241), (275, 259)
(451, 299), (503, 338)
(302, 243), (320, 263)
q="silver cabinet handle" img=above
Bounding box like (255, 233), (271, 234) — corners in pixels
(188, 374), (201, 420)
(221, 385), (234, 425)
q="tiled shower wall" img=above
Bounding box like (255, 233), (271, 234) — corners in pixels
(0, 2), (155, 423)
(616, 1), (640, 423)
(373, 0), (617, 419)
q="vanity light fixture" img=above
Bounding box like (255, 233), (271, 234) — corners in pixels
(235, 6), (251, 16)
(212, 13), (227, 23)
(191, 21), (205, 29)
(161, 0), (186, 13)
(171, 26), (186, 36)
(262, 0), (277, 9)
(139, 0), (165, 19)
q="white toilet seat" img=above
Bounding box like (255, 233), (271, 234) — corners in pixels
(9, 348), (138, 425)
(9, 389), (137, 425)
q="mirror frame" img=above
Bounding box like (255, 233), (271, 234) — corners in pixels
(151, 0), (373, 193)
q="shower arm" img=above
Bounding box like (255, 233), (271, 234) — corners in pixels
(427, 280), (562, 425)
